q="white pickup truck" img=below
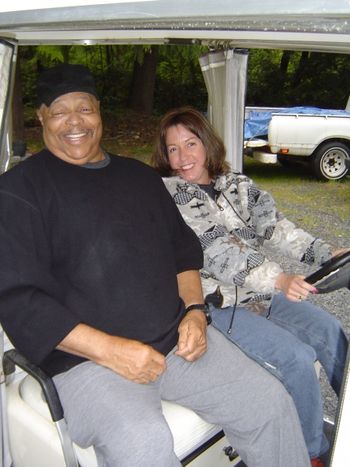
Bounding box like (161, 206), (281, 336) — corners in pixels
(245, 106), (350, 181)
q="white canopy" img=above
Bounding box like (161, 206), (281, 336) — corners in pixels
(0, 0), (350, 53)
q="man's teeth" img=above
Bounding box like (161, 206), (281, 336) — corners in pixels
(66, 132), (86, 139)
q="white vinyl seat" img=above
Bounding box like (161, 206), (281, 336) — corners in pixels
(6, 372), (238, 467)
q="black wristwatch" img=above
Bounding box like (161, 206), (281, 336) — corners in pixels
(185, 303), (212, 325)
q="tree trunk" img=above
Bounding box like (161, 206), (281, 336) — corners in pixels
(292, 51), (310, 88)
(278, 50), (292, 88)
(280, 51), (291, 74)
(128, 46), (158, 114)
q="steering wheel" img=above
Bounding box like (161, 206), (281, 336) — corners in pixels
(305, 250), (350, 294)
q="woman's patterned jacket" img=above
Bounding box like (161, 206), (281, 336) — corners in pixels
(164, 172), (332, 314)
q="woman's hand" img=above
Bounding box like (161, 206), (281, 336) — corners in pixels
(275, 272), (317, 302)
(332, 248), (350, 258)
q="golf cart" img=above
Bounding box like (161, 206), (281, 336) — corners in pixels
(0, 1), (350, 466)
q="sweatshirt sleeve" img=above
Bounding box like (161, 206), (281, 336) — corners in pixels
(158, 178), (203, 273)
(198, 225), (283, 293)
(198, 193), (331, 293)
(0, 188), (80, 365)
(263, 216), (333, 266)
(245, 178), (332, 266)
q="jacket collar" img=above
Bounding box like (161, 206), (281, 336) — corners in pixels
(170, 171), (241, 194)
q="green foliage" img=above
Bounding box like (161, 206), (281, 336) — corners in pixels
(19, 45), (143, 110)
(36, 45), (69, 63)
(18, 44), (207, 115)
(17, 44), (350, 118)
(246, 49), (350, 108)
(154, 44), (207, 113)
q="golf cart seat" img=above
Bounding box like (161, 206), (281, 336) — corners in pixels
(3, 349), (238, 467)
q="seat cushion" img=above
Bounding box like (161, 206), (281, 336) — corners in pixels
(20, 374), (222, 460)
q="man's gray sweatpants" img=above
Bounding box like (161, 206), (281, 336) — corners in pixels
(54, 326), (310, 467)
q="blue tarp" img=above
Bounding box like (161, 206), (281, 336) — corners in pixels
(244, 106), (350, 140)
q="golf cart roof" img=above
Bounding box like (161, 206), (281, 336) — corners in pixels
(0, 0), (350, 52)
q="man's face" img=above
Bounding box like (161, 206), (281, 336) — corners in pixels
(37, 92), (104, 165)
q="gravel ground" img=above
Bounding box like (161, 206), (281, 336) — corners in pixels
(313, 290), (350, 419)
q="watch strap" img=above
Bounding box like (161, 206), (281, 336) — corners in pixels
(185, 303), (206, 313)
(185, 303), (212, 325)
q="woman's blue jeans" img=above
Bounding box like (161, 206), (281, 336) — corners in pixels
(209, 292), (348, 458)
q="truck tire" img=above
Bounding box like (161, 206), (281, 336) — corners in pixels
(312, 141), (350, 181)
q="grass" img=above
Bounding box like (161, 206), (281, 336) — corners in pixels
(243, 157), (350, 243)
(103, 141), (153, 164)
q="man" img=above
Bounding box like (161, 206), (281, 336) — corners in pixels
(0, 64), (310, 466)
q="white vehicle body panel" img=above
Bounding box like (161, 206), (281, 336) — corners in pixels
(269, 113), (350, 156)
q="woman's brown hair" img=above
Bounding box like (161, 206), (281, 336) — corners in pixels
(152, 106), (230, 178)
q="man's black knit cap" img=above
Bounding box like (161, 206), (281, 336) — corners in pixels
(37, 63), (99, 107)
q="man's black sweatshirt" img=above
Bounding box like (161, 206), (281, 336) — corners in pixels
(0, 149), (203, 376)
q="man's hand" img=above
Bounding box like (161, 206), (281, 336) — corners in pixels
(57, 324), (166, 384)
(275, 272), (317, 302)
(175, 269), (207, 360)
(175, 310), (207, 361)
(105, 337), (167, 384)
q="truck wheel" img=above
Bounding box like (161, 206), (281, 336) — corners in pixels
(312, 142), (350, 181)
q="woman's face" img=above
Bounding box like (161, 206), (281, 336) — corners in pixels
(165, 124), (211, 185)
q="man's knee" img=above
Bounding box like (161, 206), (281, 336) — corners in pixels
(95, 415), (178, 466)
(259, 371), (299, 422)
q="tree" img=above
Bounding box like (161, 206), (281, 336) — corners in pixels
(246, 49), (350, 108)
(15, 45), (350, 124)
(127, 46), (159, 114)
(291, 51), (310, 89)
(155, 44), (207, 113)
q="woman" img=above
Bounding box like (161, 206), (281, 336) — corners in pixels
(152, 106), (349, 467)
